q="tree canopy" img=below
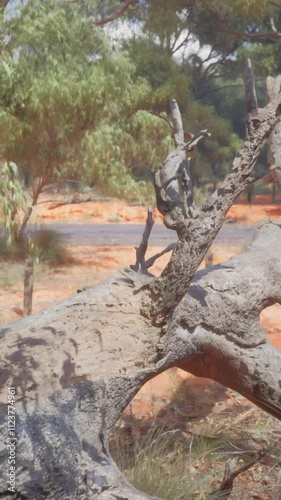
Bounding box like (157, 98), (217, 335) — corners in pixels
(0, 0), (280, 207)
(0, 0), (258, 207)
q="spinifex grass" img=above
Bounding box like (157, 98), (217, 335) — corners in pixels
(111, 385), (281, 500)
(112, 424), (226, 500)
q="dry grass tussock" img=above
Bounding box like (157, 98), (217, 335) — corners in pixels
(110, 383), (281, 500)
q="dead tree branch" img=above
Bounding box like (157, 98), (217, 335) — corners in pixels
(267, 75), (281, 191)
(147, 60), (281, 317)
(245, 59), (259, 116)
(214, 450), (268, 499)
(144, 243), (176, 270)
(168, 223), (281, 420)
(170, 99), (184, 146)
(131, 208), (154, 272)
(1, 223), (281, 498)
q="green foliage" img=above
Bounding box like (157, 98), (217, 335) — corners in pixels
(0, 0), (278, 203)
(0, 161), (68, 263)
(0, 162), (28, 245)
(140, 0), (281, 110)
(195, 119), (242, 184)
(237, 43), (280, 78)
(180, 101), (242, 185)
(0, 0), (110, 183)
(143, 0), (188, 44)
(82, 125), (151, 202)
(0, 1), (177, 201)
(124, 34), (242, 186)
(126, 38), (192, 111)
(82, 110), (173, 200)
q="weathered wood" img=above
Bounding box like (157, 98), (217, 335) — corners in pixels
(149, 65), (281, 317)
(0, 224), (281, 499)
(267, 75), (281, 191)
(245, 58), (259, 117)
(131, 208), (155, 272)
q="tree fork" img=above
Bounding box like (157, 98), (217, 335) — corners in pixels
(147, 60), (281, 318)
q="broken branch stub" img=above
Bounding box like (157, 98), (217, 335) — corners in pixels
(131, 208), (155, 272)
(170, 99), (184, 146)
(245, 58), (259, 117)
(154, 102), (210, 230)
(267, 75), (281, 192)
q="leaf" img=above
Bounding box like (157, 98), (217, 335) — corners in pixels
(2, 61), (13, 86)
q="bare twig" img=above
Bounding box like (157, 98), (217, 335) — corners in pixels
(248, 170), (269, 183)
(145, 243), (176, 270)
(215, 450), (268, 499)
(149, 111), (174, 135)
(183, 129), (211, 152)
(131, 208), (154, 272)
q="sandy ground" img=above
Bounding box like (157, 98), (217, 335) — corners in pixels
(31, 192), (281, 225)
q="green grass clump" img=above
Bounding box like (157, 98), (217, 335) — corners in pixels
(112, 425), (226, 500)
(111, 382), (281, 500)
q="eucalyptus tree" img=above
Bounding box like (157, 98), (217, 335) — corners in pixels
(0, 0), (175, 237)
(0, 0), (173, 319)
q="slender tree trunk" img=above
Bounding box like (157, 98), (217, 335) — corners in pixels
(23, 254), (34, 316)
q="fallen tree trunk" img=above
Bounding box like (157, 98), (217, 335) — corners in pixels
(1, 61), (281, 499)
(0, 223), (281, 499)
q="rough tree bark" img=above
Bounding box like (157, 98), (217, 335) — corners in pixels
(0, 61), (281, 499)
(267, 75), (281, 191)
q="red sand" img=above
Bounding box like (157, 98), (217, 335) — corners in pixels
(32, 193), (281, 226)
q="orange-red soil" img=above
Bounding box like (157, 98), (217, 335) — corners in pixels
(32, 193), (281, 226)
